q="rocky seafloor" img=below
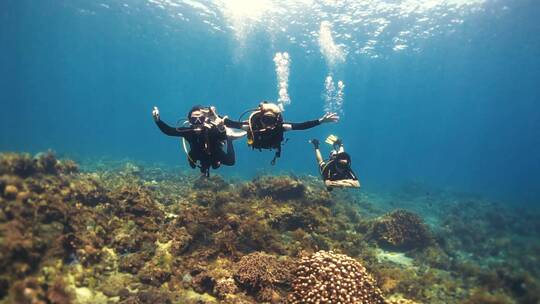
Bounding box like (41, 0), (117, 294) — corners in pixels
(0, 152), (539, 304)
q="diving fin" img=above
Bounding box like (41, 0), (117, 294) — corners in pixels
(325, 134), (339, 145)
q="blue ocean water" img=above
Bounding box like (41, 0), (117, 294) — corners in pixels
(1, 0), (539, 203)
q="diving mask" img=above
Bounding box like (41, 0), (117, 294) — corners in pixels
(189, 114), (206, 125)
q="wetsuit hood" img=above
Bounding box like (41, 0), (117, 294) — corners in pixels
(188, 105), (207, 119)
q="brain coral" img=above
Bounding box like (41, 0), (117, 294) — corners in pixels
(371, 209), (433, 250)
(288, 251), (386, 304)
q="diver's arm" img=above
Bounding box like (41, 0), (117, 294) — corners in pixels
(224, 118), (250, 131)
(152, 106), (192, 137)
(283, 112), (339, 131)
(283, 119), (321, 131)
(155, 119), (192, 137)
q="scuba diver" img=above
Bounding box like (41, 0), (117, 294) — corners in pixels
(223, 101), (339, 165)
(152, 105), (244, 177)
(310, 135), (360, 191)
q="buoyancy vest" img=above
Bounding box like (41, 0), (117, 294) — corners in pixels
(320, 152), (357, 181)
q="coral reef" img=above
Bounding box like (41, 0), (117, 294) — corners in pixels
(370, 209), (434, 251)
(250, 176), (306, 201)
(233, 252), (292, 302)
(288, 250), (386, 303)
(0, 151), (538, 303)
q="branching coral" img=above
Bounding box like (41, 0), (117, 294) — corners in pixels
(233, 252), (292, 302)
(288, 250), (386, 304)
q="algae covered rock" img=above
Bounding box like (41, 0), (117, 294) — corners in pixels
(252, 176), (306, 200)
(214, 277), (238, 299)
(288, 250), (386, 304)
(233, 252), (292, 302)
(70, 176), (109, 207)
(2, 151), (538, 304)
(193, 175), (229, 192)
(371, 209), (434, 251)
(0, 151), (78, 177)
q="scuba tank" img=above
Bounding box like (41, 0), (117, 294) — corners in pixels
(239, 102), (284, 165)
(245, 102), (283, 147)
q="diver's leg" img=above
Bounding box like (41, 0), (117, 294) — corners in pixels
(212, 160), (221, 169)
(315, 147), (324, 165)
(200, 165), (210, 177)
(220, 138), (236, 166)
(310, 139), (324, 164)
(198, 159), (211, 177)
(187, 151), (197, 169)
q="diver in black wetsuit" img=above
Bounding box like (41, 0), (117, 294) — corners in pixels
(152, 105), (237, 177)
(223, 101), (339, 165)
(310, 135), (360, 191)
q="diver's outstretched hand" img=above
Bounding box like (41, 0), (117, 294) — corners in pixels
(152, 106), (160, 121)
(319, 112), (339, 123)
(209, 106), (227, 127)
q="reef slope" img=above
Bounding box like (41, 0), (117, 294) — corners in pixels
(0, 152), (538, 303)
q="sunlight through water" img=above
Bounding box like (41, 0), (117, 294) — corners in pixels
(142, 0), (488, 58)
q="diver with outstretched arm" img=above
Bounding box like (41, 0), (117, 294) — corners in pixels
(223, 101), (339, 165)
(309, 135), (360, 191)
(152, 106), (237, 177)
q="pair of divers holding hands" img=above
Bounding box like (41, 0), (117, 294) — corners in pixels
(153, 101), (359, 189)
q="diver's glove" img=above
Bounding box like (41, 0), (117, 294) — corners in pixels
(319, 112), (340, 124)
(310, 139), (320, 149)
(152, 106), (160, 121)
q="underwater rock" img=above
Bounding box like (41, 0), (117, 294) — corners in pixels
(74, 287), (110, 304)
(163, 225), (193, 255)
(0, 151), (78, 178)
(9, 277), (73, 304)
(118, 252), (151, 274)
(70, 177), (108, 207)
(178, 289), (218, 304)
(370, 209), (434, 251)
(288, 250), (386, 304)
(233, 252), (292, 301)
(34, 151), (61, 175)
(112, 185), (165, 231)
(3, 184), (18, 199)
(137, 239), (176, 287)
(193, 175), (229, 192)
(119, 287), (173, 304)
(462, 288), (514, 304)
(0, 153), (37, 177)
(192, 272), (217, 295)
(139, 267), (171, 287)
(251, 176), (306, 200)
